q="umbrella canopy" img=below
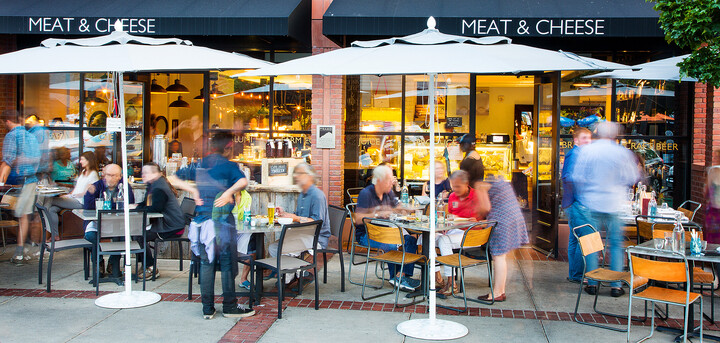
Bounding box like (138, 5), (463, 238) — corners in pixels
(239, 22), (627, 77)
(0, 30), (271, 74)
(585, 54), (697, 81)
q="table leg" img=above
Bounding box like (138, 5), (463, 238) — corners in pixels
(253, 233), (265, 304)
(406, 231), (429, 299)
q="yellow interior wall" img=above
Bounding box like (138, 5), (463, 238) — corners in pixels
(476, 87), (534, 135)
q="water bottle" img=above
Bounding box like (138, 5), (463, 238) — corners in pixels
(401, 183), (409, 205)
(103, 190), (112, 210)
(243, 209), (251, 226)
(672, 218), (685, 253)
(648, 192), (657, 217)
(436, 196), (445, 224)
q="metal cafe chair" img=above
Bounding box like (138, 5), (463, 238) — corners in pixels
(436, 221), (497, 312)
(677, 200), (702, 222)
(572, 224), (649, 332)
(626, 246), (703, 343)
(360, 218), (427, 308)
(148, 197), (194, 281)
(636, 215), (716, 322)
(346, 203), (386, 289)
(346, 187), (363, 204)
(253, 220), (324, 319)
(36, 204), (92, 293)
(0, 187), (20, 255)
(315, 205), (347, 292)
(94, 209), (148, 295)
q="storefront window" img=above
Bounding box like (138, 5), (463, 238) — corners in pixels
(149, 73), (204, 159)
(616, 79), (678, 136)
(24, 73), (81, 127)
(358, 75), (403, 132)
(222, 74), (272, 130)
(406, 74), (470, 134)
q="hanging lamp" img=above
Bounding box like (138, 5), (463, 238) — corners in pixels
(166, 75), (189, 93)
(169, 95), (190, 108)
(150, 78), (166, 94)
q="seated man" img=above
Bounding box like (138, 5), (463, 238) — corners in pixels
(266, 163), (331, 285)
(354, 164), (420, 292)
(83, 164), (136, 278)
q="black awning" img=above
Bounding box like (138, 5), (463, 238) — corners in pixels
(323, 0), (662, 38)
(0, 0), (310, 41)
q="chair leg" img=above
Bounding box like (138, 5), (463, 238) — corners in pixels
(248, 261), (255, 307)
(95, 253), (100, 296)
(46, 249), (54, 293)
(38, 243), (45, 285)
(314, 266), (319, 310)
(323, 252), (328, 284)
(187, 260), (193, 300)
(278, 271), (284, 319)
(339, 248), (346, 292)
(152, 240), (158, 281)
(83, 248), (90, 280)
(143, 247), (147, 291)
(178, 241), (184, 271)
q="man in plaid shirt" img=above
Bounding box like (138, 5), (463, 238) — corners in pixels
(1, 109), (40, 264)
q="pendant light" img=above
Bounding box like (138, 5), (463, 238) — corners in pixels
(126, 95), (143, 106)
(150, 78), (166, 94)
(166, 74), (189, 93)
(169, 95), (190, 108)
(193, 88), (205, 101)
(209, 82), (225, 98)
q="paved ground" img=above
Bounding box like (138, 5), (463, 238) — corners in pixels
(0, 245), (717, 342)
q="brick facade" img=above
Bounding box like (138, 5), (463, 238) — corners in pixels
(690, 83), (720, 224)
(310, 0), (344, 206)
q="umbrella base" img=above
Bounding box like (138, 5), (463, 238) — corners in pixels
(95, 291), (161, 309)
(397, 318), (468, 340)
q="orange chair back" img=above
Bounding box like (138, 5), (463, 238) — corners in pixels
(462, 223), (494, 248)
(637, 221), (654, 241)
(578, 231), (604, 257)
(365, 221), (403, 245)
(630, 255), (687, 283)
(678, 207), (693, 221)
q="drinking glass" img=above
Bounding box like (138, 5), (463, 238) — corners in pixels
(654, 238), (665, 250)
(389, 213), (398, 222)
(664, 231), (673, 251)
(701, 240), (708, 251)
(661, 202), (669, 210)
(267, 202), (275, 224)
(95, 199), (104, 215)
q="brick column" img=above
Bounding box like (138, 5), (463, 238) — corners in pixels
(690, 83), (720, 224)
(310, 0), (344, 206)
(0, 34), (17, 160)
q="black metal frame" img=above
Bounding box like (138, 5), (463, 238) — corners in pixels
(315, 204), (347, 292)
(95, 209), (148, 295)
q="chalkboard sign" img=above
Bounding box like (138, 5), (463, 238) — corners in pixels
(268, 163), (288, 176)
(446, 117), (463, 128)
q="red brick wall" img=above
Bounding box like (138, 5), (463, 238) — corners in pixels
(310, 0), (344, 206)
(690, 83), (720, 224)
(0, 34), (17, 160)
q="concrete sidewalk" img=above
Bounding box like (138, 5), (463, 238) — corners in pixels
(0, 246), (716, 342)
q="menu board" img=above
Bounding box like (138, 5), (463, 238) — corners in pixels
(268, 163), (288, 176)
(446, 117), (463, 128)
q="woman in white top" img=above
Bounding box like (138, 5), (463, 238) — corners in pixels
(47, 151), (100, 233)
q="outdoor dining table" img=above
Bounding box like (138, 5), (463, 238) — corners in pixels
(634, 240), (720, 341)
(72, 209), (164, 221)
(373, 217), (477, 299)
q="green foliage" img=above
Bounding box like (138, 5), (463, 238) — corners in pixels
(650, 0), (720, 86)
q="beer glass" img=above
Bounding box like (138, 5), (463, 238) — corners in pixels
(267, 202), (275, 224)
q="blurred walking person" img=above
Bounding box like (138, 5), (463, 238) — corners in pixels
(571, 122), (640, 297)
(562, 127), (592, 283)
(0, 110), (40, 264)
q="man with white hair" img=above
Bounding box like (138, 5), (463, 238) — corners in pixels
(571, 122), (640, 297)
(354, 164), (420, 292)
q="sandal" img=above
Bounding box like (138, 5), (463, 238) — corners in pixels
(478, 293), (506, 302)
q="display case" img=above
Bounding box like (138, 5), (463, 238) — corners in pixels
(475, 143), (512, 181)
(402, 137), (463, 181)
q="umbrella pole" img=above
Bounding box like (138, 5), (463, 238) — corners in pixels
(95, 69), (160, 309)
(397, 73), (468, 340)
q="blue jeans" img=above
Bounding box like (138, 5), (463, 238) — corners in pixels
(575, 203), (624, 288)
(359, 233), (417, 278)
(567, 202), (588, 281)
(84, 231), (120, 277)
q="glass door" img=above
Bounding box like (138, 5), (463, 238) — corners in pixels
(532, 72), (560, 257)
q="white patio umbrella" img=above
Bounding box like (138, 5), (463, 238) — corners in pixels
(239, 17), (629, 340)
(586, 54), (697, 81)
(0, 21), (271, 309)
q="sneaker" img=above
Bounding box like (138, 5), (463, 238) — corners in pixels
(398, 277), (416, 292)
(203, 308), (217, 320)
(238, 280), (251, 290)
(137, 266), (160, 280)
(388, 276), (399, 288)
(405, 277), (421, 289)
(223, 304), (255, 318)
(10, 255), (24, 265)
